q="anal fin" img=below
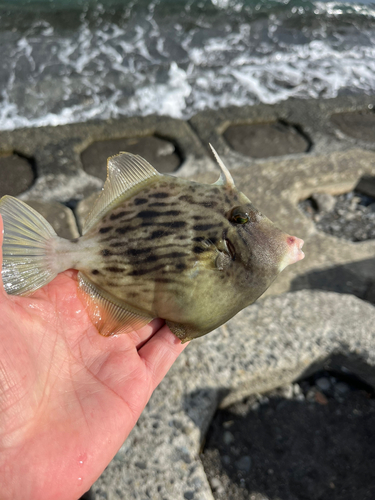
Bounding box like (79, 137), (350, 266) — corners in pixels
(77, 272), (154, 336)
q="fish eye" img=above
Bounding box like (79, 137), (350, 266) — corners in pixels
(230, 206), (249, 224)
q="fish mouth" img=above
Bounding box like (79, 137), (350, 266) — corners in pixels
(282, 235), (305, 269)
(287, 236), (305, 261)
(224, 237), (236, 261)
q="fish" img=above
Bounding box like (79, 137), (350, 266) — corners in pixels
(0, 146), (304, 343)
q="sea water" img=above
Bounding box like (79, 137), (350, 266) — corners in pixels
(0, 0), (374, 130)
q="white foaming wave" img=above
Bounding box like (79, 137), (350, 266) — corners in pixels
(314, 1), (375, 17)
(1, 40), (375, 129)
(126, 62), (192, 118)
(1, 4), (375, 131)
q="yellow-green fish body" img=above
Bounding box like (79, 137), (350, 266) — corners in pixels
(0, 147), (304, 342)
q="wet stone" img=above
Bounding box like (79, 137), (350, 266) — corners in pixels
(26, 200), (80, 239)
(0, 154), (34, 197)
(223, 431), (234, 445)
(223, 121), (309, 159)
(330, 110), (375, 142)
(81, 136), (181, 181)
(316, 377), (331, 392)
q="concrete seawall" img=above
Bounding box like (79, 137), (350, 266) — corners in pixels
(1, 95), (375, 499)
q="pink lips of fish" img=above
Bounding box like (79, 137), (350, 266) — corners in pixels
(282, 235), (305, 270)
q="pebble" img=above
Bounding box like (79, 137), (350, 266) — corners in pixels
(209, 477), (224, 494)
(223, 420), (234, 428)
(316, 377), (331, 392)
(315, 391), (329, 405)
(223, 431), (234, 445)
(306, 388), (316, 402)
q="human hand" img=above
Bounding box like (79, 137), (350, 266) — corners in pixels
(0, 216), (188, 500)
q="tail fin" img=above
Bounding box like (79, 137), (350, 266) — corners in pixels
(0, 196), (59, 296)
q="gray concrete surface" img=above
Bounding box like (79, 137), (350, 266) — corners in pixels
(1, 95), (375, 500)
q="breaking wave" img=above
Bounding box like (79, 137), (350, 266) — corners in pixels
(0, 0), (374, 130)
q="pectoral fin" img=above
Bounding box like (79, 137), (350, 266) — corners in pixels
(77, 272), (154, 336)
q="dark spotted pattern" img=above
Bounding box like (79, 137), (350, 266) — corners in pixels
(193, 246), (208, 254)
(80, 176), (234, 305)
(99, 226), (112, 234)
(110, 210), (133, 220)
(127, 247), (152, 256)
(134, 198), (148, 205)
(150, 192), (169, 198)
(193, 224), (220, 231)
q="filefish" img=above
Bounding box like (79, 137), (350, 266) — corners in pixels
(0, 146), (304, 342)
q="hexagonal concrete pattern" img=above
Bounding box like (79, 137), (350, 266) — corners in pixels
(81, 136), (181, 181)
(223, 121), (310, 158)
(0, 154), (34, 197)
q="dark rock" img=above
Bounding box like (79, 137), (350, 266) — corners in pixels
(330, 110), (375, 142)
(0, 154), (34, 197)
(81, 136), (181, 181)
(223, 121), (309, 158)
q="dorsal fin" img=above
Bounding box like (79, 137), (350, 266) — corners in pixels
(83, 152), (160, 234)
(209, 144), (235, 189)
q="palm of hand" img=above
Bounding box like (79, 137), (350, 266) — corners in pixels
(0, 225), (187, 500)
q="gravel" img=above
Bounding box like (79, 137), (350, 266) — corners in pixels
(299, 189), (375, 242)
